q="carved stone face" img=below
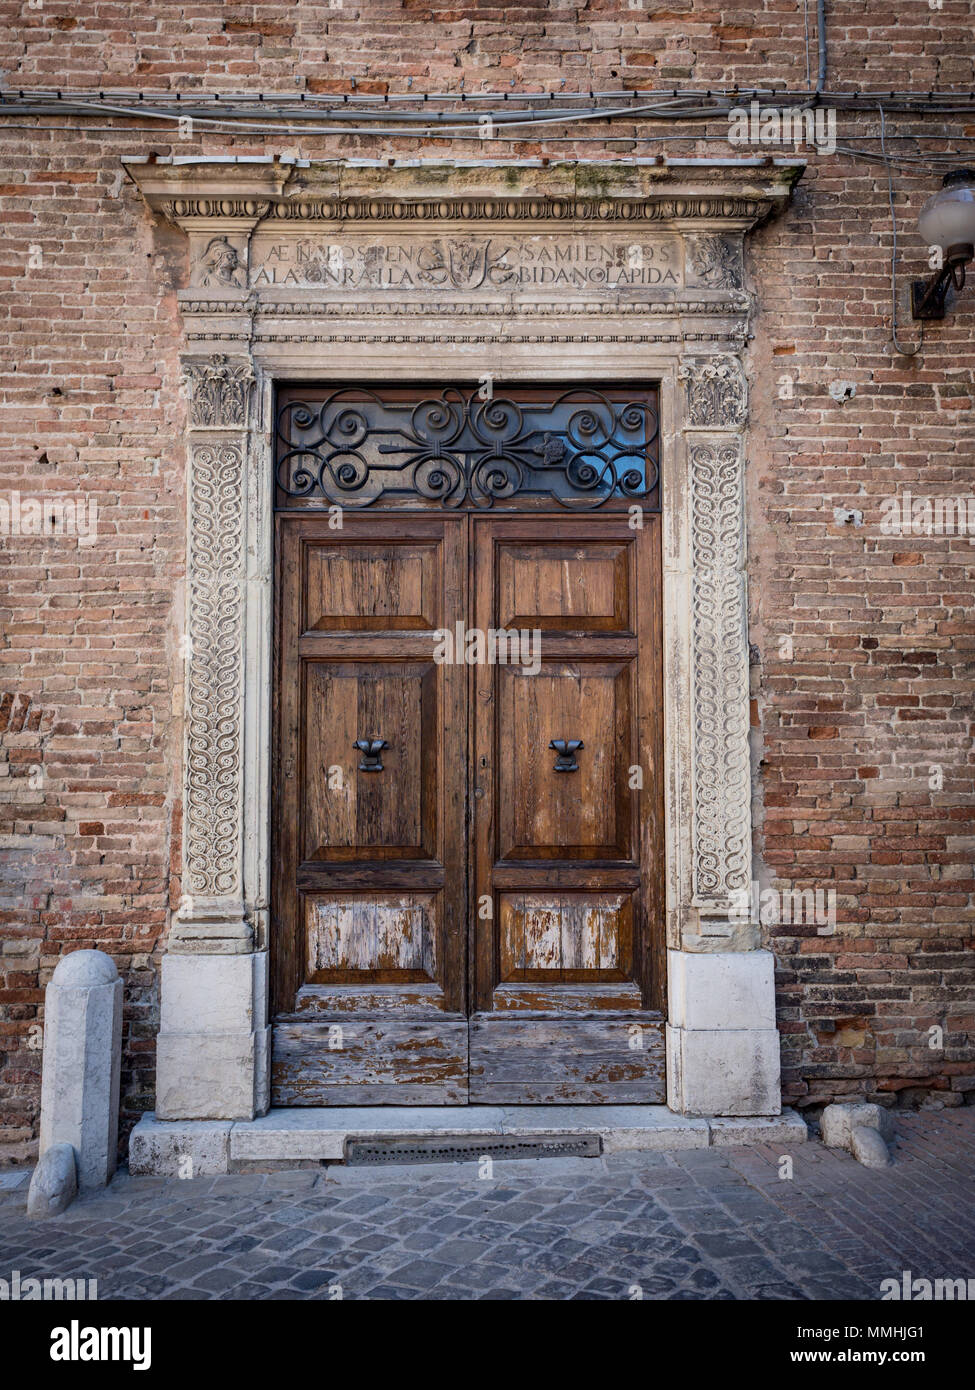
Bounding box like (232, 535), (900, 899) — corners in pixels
(199, 237), (244, 287)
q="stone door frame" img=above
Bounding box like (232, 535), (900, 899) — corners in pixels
(126, 156), (803, 1120)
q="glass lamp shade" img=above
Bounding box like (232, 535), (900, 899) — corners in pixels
(917, 170), (975, 253)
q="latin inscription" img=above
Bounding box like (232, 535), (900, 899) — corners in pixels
(245, 234), (683, 291)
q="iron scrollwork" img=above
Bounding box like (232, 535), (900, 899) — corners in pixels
(275, 386), (660, 510)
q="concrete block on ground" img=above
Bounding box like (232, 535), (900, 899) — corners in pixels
(850, 1125), (893, 1169)
(821, 1101), (894, 1167)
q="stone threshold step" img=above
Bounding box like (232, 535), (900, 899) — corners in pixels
(130, 1106), (808, 1176)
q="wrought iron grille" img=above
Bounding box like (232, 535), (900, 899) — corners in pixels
(275, 385), (660, 510)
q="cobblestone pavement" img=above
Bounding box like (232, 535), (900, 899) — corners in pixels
(1, 1110), (973, 1301)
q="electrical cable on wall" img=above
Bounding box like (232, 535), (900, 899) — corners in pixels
(879, 105), (924, 357)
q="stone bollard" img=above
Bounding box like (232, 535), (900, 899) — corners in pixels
(27, 950), (123, 1217)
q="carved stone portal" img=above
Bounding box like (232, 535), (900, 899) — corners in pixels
(124, 157), (803, 1121)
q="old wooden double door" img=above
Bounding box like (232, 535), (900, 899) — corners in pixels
(272, 510), (665, 1104)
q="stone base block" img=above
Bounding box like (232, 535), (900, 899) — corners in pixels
(160, 952), (265, 1034)
(155, 1033), (264, 1121)
(128, 1118), (233, 1177)
(668, 949), (777, 1031)
(709, 1112), (807, 1146)
(667, 1023), (782, 1116)
(154, 949), (269, 1121)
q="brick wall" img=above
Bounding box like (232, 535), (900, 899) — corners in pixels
(0, 1), (973, 1156)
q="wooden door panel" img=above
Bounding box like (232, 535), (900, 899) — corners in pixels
(496, 540), (634, 632)
(498, 891), (635, 982)
(305, 541), (441, 631)
(305, 892), (440, 982)
(272, 513), (467, 1104)
(497, 661), (635, 861)
(301, 661), (437, 861)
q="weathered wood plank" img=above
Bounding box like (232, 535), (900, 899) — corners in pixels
(272, 1021), (469, 1105)
(491, 983), (643, 1012)
(292, 983), (450, 1017)
(468, 1013), (665, 1104)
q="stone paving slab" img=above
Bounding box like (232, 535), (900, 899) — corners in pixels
(0, 1110), (972, 1301)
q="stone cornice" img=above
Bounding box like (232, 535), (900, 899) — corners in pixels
(124, 157), (804, 233)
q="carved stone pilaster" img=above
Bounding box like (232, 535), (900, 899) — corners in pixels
(157, 351), (269, 1122)
(687, 438), (752, 921)
(183, 441), (245, 896)
(668, 425), (777, 1115)
(171, 355), (255, 955)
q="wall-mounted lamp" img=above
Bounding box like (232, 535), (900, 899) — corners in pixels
(912, 169), (975, 320)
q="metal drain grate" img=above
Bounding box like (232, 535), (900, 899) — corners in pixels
(345, 1133), (602, 1166)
